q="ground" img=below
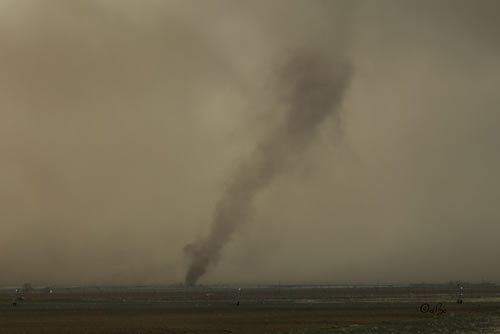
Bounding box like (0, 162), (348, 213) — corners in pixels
(1, 285), (499, 333)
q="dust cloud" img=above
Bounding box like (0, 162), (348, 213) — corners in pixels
(0, 0), (499, 286)
(184, 54), (353, 286)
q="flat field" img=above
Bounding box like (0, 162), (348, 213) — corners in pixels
(1, 285), (499, 333)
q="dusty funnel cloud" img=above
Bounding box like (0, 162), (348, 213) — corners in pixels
(184, 52), (353, 286)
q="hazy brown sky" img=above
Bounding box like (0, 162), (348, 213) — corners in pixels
(1, 0), (499, 286)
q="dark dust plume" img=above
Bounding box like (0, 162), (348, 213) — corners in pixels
(184, 52), (353, 286)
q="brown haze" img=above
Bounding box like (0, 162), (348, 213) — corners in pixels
(0, 0), (499, 286)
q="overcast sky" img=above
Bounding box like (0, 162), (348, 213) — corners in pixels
(0, 0), (499, 286)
